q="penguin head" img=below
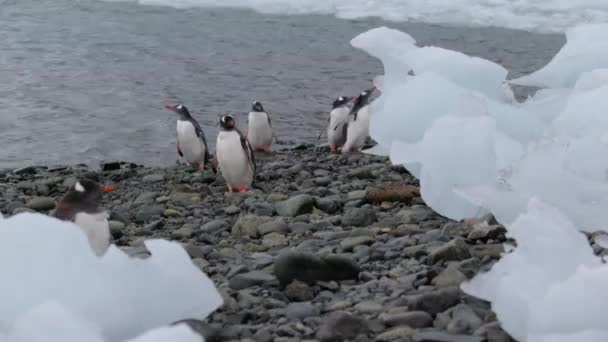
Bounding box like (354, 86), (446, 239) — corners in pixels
(332, 96), (353, 109)
(165, 104), (191, 118)
(62, 178), (116, 210)
(252, 101), (265, 113)
(350, 87), (377, 115)
(220, 114), (236, 130)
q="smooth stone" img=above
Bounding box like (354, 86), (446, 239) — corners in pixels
(172, 226), (194, 239)
(258, 219), (290, 235)
(232, 215), (273, 238)
(224, 205), (241, 215)
(142, 174), (165, 183)
(412, 332), (483, 342)
(443, 304), (484, 334)
(134, 205), (165, 222)
(397, 206), (434, 224)
(275, 194), (314, 217)
(289, 222), (316, 235)
(285, 303), (319, 319)
(274, 252), (360, 286)
(467, 224), (506, 240)
(469, 244), (504, 259)
(284, 280), (314, 302)
(134, 191), (157, 204)
(407, 287), (461, 315)
(380, 310), (432, 328)
(474, 322), (511, 342)
(342, 208), (378, 227)
(229, 271), (276, 290)
(316, 311), (369, 342)
(162, 208), (180, 217)
(201, 219), (229, 234)
(340, 236), (376, 252)
(314, 197), (341, 214)
(432, 265), (468, 288)
(346, 190), (367, 202)
(108, 220), (125, 238)
(429, 238), (472, 264)
(354, 301), (384, 314)
(26, 197), (56, 211)
(376, 326), (416, 341)
(262, 232), (288, 248)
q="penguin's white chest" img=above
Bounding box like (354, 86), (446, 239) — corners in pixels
(217, 131), (254, 189)
(176, 120), (206, 164)
(327, 107), (349, 146)
(343, 106), (371, 152)
(247, 112), (272, 148)
(74, 211), (111, 256)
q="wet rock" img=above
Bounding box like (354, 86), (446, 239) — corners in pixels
(134, 191), (157, 204)
(232, 215), (273, 238)
(314, 197), (341, 214)
(229, 271), (276, 290)
(317, 311), (370, 342)
(432, 265), (468, 288)
(172, 226), (194, 239)
(354, 301), (384, 314)
(467, 224), (506, 241)
(134, 205), (165, 222)
(412, 331), (483, 342)
(101, 161), (122, 171)
(142, 174), (164, 183)
(258, 219), (289, 235)
(108, 220), (125, 238)
(26, 197), (56, 211)
(342, 208), (378, 227)
(275, 194), (314, 217)
(367, 183), (419, 204)
(376, 326), (415, 341)
(224, 205), (241, 215)
(284, 280), (314, 302)
(429, 238), (472, 264)
(407, 287), (461, 315)
(439, 304), (484, 334)
(285, 302), (319, 319)
(201, 219), (229, 234)
(262, 232), (288, 248)
(380, 310), (432, 328)
(340, 236), (376, 252)
(397, 206), (434, 224)
(163, 208), (180, 217)
(274, 252), (360, 286)
(469, 244), (504, 259)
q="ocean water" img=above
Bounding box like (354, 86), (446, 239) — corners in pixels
(0, 0), (565, 168)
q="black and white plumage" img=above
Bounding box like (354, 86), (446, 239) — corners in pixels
(216, 114), (256, 193)
(247, 101), (273, 152)
(327, 95), (353, 153)
(165, 104), (211, 171)
(343, 87), (376, 153)
(53, 178), (116, 256)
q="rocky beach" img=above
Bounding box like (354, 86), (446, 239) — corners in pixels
(0, 145), (513, 342)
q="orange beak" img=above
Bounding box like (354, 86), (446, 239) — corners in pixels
(101, 185), (117, 193)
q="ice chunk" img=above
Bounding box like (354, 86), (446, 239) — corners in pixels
(0, 212), (222, 342)
(552, 83), (608, 138)
(458, 136), (608, 230)
(510, 24), (608, 88)
(390, 95), (495, 220)
(461, 198), (603, 341)
(517, 88), (571, 124)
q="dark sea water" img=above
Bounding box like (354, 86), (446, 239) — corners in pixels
(0, 0), (565, 168)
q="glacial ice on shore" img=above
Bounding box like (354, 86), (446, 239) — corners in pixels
(461, 199), (608, 342)
(354, 22), (608, 342)
(510, 24), (608, 88)
(0, 212), (223, 342)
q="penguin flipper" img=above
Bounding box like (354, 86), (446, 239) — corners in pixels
(177, 143), (184, 157)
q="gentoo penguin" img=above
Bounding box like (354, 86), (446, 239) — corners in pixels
(216, 114), (256, 192)
(342, 87), (376, 153)
(53, 178), (116, 256)
(247, 101), (273, 152)
(165, 104), (211, 171)
(327, 95), (353, 153)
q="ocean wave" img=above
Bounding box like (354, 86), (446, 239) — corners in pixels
(101, 0), (608, 33)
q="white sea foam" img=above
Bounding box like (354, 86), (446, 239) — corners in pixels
(103, 0), (608, 33)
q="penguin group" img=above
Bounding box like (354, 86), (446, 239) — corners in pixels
(164, 85), (377, 193)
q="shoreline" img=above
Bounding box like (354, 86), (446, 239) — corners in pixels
(0, 146), (512, 341)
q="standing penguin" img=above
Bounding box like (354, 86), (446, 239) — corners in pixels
(342, 87), (376, 153)
(165, 104), (211, 171)
(54, 178), (116, 256)
(216, 114), (256, 193)
(327, 95), (353, 153)
(247, 101), (273, 152)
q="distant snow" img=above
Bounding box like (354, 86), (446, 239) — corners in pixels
(103, 0), (608, 33)
(0, 212), (222, 342)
